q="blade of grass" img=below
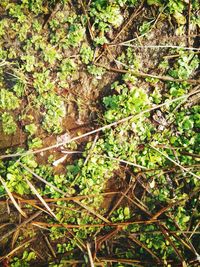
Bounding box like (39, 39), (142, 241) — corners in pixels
(19, 162), (110, 223)
(0, 210), (42, 243)
(149, 145), (200, 180)
(86, 242), (95, 267)
(25, 178), (57, 219)
(0, 176), (27, 218)
(1, 89), (199, 160)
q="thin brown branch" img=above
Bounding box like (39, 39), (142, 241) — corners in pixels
(1, 191), (119, 205)
(0, 210), (42, 243)
(179, 151), (200, 159)
(159, 225), (185, 262)
(189, 221), (200, 240)
(86, 242), (95, 267)
(19, 163), (110, 223)
(1, 89), (199, 160)
(166, 214), (199, 256)
(95, 63), (200, 84)
(112, 1), (145, 43)
(79, 0), (94, 41)
(128, 234), (162, 264)
(43, 234), (57, 258)
(149, 145), (200, 180)
(94, 1), (144, 63)
(107, 184), (132, 218)
(110, 43), (200, 51)
(32, 219), (160, 229)
(97, 257), (160, 266)
(42, 2), (62, 28)
(0, 238), (34, 262)
(188, 0), (192, 47)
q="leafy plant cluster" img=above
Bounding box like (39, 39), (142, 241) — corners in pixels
(0, 88), (20, 135)
(36, 92), (66, 134)
(0, 1), (199, 266)
(89, 0), (138, 45)
(0, 0), (145, 139)
(147, 0), (197, 25)
(10, 251), (36, 267)
(1, 48), (199, 265)
(0, 1), (87, 139)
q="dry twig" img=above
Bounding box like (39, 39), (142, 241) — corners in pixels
(0, 176), (27, 218)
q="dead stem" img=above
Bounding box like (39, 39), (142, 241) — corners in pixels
(0, 223), (14, 230)
(163, 51), (200, 59)
(99, 155), (148, 170)
(149, 145), (200, 180)
(167, 214), (199, 256)
(107, 184), (133, 218)
(25, 178), (57, 219)
(79, 0), (94, 41)
(11, 228), (20, 249)
(0, 176), (27, 218)
(128, 234), (162, 264)
(95, 228), (120, 255)
(97, 257), (159, 266)
(189, 221), (200, 240)
(32, 219), (160, 229)
(42, 2), (62, 28)
(129, 230), (200, 235)
(92, 184), (135, 256)
(179, 151), (200, 159)
(111, 5), (166, 47)
(0, 191), (119, 205)
(112, 1), (145, 43)
(94, 1), (144, 63)
(0, 238), (35, 262)
(86, 242), (95, 267)
(109, 43), (200, 51)
(96, 62), (200, 84)
(0, 210), (42, 243)
(188, 0), (192, 47)
(159, 225), (185, 262)
(123, 188), (198, 260)
(111, 44), (200, 51)
(1, 89), (199, 160)
(43, 234), (57, 258)
(70, 134), (99, 187)
(19, 162), (110, 223)
(151, 200), (185, 220)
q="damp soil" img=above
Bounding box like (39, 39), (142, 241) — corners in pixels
(0, 1), (199, 266)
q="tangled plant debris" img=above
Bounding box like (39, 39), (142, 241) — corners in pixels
(0, 0), (200, 266)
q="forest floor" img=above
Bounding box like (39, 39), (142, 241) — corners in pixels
(0, 1), (200, 266)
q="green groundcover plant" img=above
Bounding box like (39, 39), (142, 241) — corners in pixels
(0, 1), (199, 266)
